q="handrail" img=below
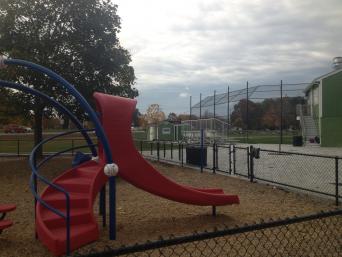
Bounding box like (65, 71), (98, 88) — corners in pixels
(37, 143), (96, 168)
(30, 129), (94, 171)
(3, 58), (113, 164)
(29, 129), (96, 255)
(0, 79), (97, 156)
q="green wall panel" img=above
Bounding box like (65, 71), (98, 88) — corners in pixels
(158, 123), (174, 141)
(320, 117), (342, 147)
(322, 71), (342, 117)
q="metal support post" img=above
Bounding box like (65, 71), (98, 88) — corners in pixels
(212, 143), (216, 173)
(228, 145), (232, 174)
(200, 129), (204, 173)
(181, 144), (184, 167)
(246, 81), (249, 143)
(335, 157), (339, 206)
(157, 141), (160, 161)
(171, 142), (173, 159)
(212, 206), (216, 216)
(249, 146), (254, 183)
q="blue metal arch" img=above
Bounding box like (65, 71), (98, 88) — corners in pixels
(2, 58), (117, 242)
(3, 59), (113, 163)
(0, 79), (97, 156)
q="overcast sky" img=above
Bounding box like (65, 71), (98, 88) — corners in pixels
(114, 0), (342, 114)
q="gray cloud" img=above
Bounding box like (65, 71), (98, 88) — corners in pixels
(116, 0), (342, 114)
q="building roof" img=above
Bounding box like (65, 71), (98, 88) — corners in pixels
(304, 68), (342, 93)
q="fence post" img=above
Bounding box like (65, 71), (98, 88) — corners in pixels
(233, 145), (236, 174)
(171, 142), (173, 159)
(140, 141), (143, 154)
(178, 143), (181, 160)
(157, 141), (160, 161)
(335, 157), (339, 206)
(212, 143), (216, 174)
(163, 142), (166, 158)
(249, 146), (254, 183)
(247, 146), (250, 178)
(216, 144), (218, 171)
(181, 143), (184, 167)
(246, 81), (249, 143)
(200, 129), (204, 173)
(150, 142), (153, 155)
(17, 139), (20, 156)
(228, 144), (232, 174)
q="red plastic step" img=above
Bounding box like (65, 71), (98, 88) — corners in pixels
(55, 177), (93, 193)
(0, 220), (13, 231)
(38, 222), (98, 256)
(35, 161), (107, 256)
(41, 208), (92, 229)
(43, 192), (89, 209)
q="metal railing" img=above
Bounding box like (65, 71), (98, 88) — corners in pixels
(133, 140), (341, 205)
(30, 129), (96, 255)
(0, 138), (96, 157)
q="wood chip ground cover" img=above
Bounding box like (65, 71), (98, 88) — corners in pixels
(0, 157), (336, 257)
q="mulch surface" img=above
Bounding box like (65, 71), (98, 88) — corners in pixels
(0, 157), (336, 257)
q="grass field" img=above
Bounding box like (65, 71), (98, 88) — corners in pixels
(0, 132), (97, 155)
(0, 129), (297, 155)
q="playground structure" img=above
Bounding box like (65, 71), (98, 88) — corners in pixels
(0, 57), (239, 256)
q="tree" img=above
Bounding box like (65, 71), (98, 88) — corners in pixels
(230, 99), (262, 130)
(178, 114), (191, 121)
(138, 116), (148, 128)
(0, 0), (137, 156)
(167, 112), (179, 123)
(132, 109), (141, 127)
(144, 104), (165, 125)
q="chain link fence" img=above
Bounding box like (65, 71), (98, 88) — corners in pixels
(74, 209), (342, 257)
(252, 149), (339, 199)
(134, 140), (341, 205)
(188, 82), (309, 144)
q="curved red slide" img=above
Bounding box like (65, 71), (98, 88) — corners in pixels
(94, 93), (239, 206)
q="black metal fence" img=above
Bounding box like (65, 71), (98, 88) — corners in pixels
(74, 209), (342, 257)
(0, 138), (92, 156)
(134, 140), (341, 206)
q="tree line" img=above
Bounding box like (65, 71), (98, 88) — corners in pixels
(230, 97), (304, 130)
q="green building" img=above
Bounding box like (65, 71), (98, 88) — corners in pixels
(301, 60), (342, 147)
(147, 122), (189, 141)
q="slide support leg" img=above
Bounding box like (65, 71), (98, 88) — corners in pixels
(212, 206), (216, 216)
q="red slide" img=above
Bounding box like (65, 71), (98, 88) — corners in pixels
(94, 93), (239, 206)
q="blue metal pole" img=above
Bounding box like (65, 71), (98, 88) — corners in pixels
(109, 177), (116, 239)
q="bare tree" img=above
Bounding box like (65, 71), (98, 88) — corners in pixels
(145, 104), (165, 125)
